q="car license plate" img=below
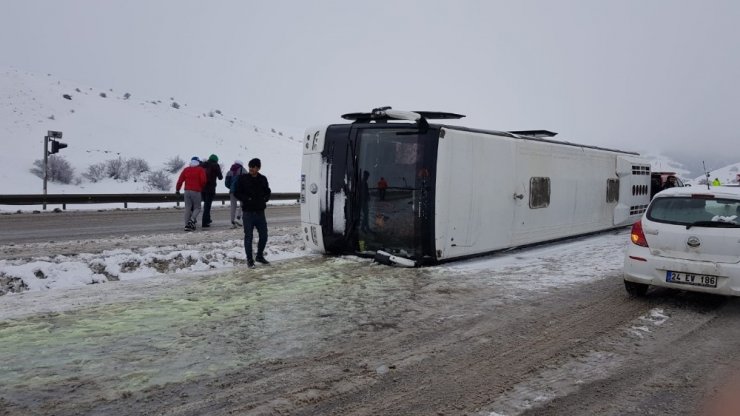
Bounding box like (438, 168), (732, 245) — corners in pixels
(666, 271), (718, 288)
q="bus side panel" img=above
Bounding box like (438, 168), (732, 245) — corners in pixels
(511, 144), (618, 245)
(434, 129), (517, 260)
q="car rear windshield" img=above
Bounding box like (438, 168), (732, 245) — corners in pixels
(647, 196), (740, 226)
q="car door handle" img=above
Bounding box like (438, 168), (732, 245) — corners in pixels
(513, 193), (524, 200)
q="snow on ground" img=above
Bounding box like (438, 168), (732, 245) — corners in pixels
(0, 225), (310, 295)
(1, 226), (635, 307)
(443, 229), (630, 292)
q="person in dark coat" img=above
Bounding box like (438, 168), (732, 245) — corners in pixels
(234, 158), (271, 268)
(200, 154), (223, 227)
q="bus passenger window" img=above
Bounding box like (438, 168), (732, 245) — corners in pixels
(530, 177), (550, 209)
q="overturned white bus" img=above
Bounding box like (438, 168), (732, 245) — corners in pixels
(300, 107), (651, 266)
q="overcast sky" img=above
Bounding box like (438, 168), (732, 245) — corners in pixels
(2, 0), (738, 169)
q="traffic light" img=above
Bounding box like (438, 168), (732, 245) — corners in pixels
(49, 140), (68, 154)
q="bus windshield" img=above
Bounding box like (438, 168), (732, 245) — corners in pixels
(354, 127), (434, 258)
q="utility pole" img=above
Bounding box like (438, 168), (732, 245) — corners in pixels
(43, 134), (49, 210)
(43, 130), (66, 210)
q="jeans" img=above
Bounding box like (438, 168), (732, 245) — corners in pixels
(243, 210), (268, 261)
(229, 193), (241, 222)
(202, 191), (215, 224)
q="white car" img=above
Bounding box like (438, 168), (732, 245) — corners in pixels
(623, 186), (740, 296)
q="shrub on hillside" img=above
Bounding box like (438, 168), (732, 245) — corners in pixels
(106, 157), (125, 180)
(123, 92), (131, 100)
(105, 157), (150, 181)
(172, 102), (180, 109)
(30, 156), (75, 184)
(145, 170), (172, 191)
(82, 157), (151, 182)
(99, 92), (107, 98)
(165, 155), (186, 173)
(83, 163), (107, 182)
(126, 158), (150, 179)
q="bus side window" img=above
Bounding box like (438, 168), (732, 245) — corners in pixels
(530, 177), (550, 209)
(606, 178), (619, 203)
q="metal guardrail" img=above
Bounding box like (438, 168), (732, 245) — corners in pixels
(0, 193), (300, 209)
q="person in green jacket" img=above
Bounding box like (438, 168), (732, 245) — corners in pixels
(712, 178), (721, 186)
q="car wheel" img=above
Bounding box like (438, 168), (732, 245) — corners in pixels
(624, 280), (649, 297)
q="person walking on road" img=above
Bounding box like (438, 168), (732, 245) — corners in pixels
(234, 158), (271, 268)
(377, 176), (388, 200)
(176, 156), (207, 231)
(225, 160), (247, 228)
(200, 154), (223, 228)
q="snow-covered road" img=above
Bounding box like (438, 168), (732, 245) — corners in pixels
(2, 226), (740, 415)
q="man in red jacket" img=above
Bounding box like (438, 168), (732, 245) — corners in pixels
(176, 156), (207, 231)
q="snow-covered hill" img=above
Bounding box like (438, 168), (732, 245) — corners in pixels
(692, 162), (740, 185)
(633, 154), (739, 187)
(0, 67), (303, 195)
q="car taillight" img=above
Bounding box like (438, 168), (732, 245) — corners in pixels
(630, 220), (649, 247)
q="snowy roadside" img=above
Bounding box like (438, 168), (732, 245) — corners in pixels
(0, 224), (310, 295)
(1, 223), (633, 301)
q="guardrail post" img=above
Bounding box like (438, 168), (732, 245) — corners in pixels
(124, 202), (128, 208)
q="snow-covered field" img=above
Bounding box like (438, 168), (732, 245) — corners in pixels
(0, 66), (303, 196)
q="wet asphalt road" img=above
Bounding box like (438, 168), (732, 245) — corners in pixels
(0, 204), (300, 244)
